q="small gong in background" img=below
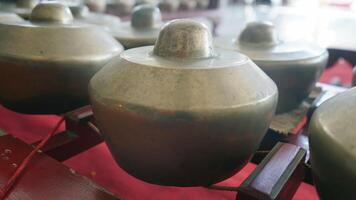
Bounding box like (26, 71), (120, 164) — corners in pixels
(0, 2), (123, 114)
(215, 21), (328, 114)
(70, 4), (121, 32)
(111, 4), (162, 49)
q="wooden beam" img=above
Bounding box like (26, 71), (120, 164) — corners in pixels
(237, 143), (306, 200)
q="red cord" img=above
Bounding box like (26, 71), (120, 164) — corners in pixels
(0, 117), (65, 199)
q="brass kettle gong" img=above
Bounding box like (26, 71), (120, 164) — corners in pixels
(90, 19), (278, 186)
(309, 87), (356, 200)
(215, 21), (328, 113)
(111, 4), (162, 49)
(0, 2), (123, 114)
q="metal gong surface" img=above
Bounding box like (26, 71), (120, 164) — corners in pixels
(70, 5), (121, 32)
(215, 21), (328, 114)
(309, 87), (356, 200)
(89, 19), (278, 186)
(111, 4), (162, 49)
(0, 2), (123, 114)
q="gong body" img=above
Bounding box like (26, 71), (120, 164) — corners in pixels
(90, 55), (277, 186)
(111, 4), (161, 49)
(90, 19), (278, 186)
(0, 2), (123, 114)
(215, 22), (328, 113)
(309, 87), (356, 200)
(253, 53), (327, 113)
(112, 25), (159, 49)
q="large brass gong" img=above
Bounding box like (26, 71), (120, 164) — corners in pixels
(309, 87), (356, 200)
(90, 19), (278, 186)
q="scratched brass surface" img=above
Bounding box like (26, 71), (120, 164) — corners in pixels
(90, 19), (278, 186)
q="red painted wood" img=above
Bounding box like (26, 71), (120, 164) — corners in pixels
(0, 135), (118, 200)
(31, 106), (103, 162)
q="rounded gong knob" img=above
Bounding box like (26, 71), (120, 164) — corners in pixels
(30, 2), (74, 24)
(131, 4), (162, 29)
(153, 19), (214, 59)
(238, 21), (279, 46)
(69, 5), (90, 18)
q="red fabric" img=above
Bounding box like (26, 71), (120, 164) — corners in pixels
(0, 118), (65, 199)
(3, 59), (352, 199)
(0, 106), (319, 200)
(319, 58), (353, 87)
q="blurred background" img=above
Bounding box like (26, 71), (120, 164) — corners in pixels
(0, 1), (354, 199)
(1, 0), (354, 86)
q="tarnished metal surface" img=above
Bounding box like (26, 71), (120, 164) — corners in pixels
(111, 4), (162, 49)
(153, 20), (213, 58)
(90, 19), (278, 186)
(69, 5), (121, 32)
(215, 21), (328, 114)
(0, 2), (123, 114)
(309, 87), (356, 200)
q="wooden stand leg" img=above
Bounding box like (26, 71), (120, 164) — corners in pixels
(32, 106), (103, 162)
(236, 142), (306, 200)
(0, 134), (118, 200)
